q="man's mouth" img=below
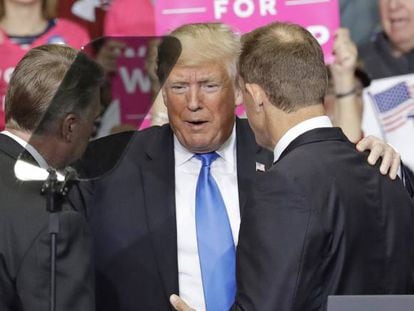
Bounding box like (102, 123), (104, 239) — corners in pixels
(390, 17), (409, 29)
(186, 120), (208, 128)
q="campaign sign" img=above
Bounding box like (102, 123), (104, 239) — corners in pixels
(84, 36), (181, 133)
(155, 0), (340, 63)
(110, 37), (152, 128)
(83, 37), (159, 132)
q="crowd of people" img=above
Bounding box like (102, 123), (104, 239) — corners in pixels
(1, 0), (414, 311)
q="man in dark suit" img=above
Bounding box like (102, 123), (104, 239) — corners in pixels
(231, 22), (414, 311)
(78, 23), (273, 311)
(76, 23), (405, 311)
(0, 44), (104, 310)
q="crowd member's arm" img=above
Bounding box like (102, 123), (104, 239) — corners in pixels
(331, 28), (400, 182)
(330, 28), (363, 143)
(330, 29), (402, 181)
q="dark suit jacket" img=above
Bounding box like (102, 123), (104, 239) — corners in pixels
(0, 134), (95, 311)
(76, 119), (273, 310)
(234, 127), (414, 311)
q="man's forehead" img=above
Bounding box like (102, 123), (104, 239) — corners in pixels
(168, 63), (229, 81)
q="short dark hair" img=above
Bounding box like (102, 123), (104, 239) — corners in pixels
(239, 22), (328, 112)
(6, 44), (104, 134)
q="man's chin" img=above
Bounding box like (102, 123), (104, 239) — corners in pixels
(181, 140), (221, 154)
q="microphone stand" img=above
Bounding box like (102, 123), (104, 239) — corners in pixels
(41, 168), (78, 311)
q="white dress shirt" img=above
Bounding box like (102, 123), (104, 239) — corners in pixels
(175, 125), (240, 311)
(273, 116), (333, 162)
(1, 130), (49, 168)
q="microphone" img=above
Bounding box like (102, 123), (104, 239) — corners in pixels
(59, 166), (79, 196)
(14, 159), (79, 198)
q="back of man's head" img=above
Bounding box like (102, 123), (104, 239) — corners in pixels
(5, 44), (77, 133)
(240, 22), (328, 112)
(5, 44), (104, 135)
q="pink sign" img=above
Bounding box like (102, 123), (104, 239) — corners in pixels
(155, 0), (339, 63)
(82, 37), (157, 130)
(110, 37), (153, 127)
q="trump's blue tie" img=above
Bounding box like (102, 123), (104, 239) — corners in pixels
(195, 152), (236, 311)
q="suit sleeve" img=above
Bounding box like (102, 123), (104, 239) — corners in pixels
(234, 169), (319, 311)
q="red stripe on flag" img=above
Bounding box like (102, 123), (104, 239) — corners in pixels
(382, 102), (414, 121)
(381, 103), (414, 132)
(384, 119), (407, 132)
(382, 115), (403, 128)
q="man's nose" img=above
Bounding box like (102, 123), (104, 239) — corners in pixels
(186, 85), (202, 111)
(388, 0), (400, 10)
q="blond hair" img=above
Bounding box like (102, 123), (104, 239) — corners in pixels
(6, 44), (104, 133)
(170, 23), (241, 79)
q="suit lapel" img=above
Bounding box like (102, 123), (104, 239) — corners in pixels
(235, 119), (272, 215)
(0, 133), (24, 160)
(277, 127), (349, 162)
(0, 133), (40, 168)
(139, 125), (179, 298)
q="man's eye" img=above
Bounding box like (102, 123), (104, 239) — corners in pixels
(171, 85), (187, 93)
(203, 84), (219, 92)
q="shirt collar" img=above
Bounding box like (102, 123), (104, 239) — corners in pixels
(273, 116), (332, 162)
(174, 123), (237, 167)
(1, 130), (49, 169)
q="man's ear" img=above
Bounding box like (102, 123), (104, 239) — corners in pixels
(61, 113), (79, 142)
(234, 76), (243, 106)
(235, 86), (243, 106)
(161, 88), (168, 108)
(245, 83), (265, 112)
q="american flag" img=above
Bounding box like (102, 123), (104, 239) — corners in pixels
(370, 81), (414, 133)
(256, 162), (265, 172)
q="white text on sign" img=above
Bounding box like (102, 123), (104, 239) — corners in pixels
(214, 0), (277, 19)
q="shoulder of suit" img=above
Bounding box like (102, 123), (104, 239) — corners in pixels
(0, 134), (24, 160)
(78, 125), (171, 175)
(85, 125), (171, 153)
